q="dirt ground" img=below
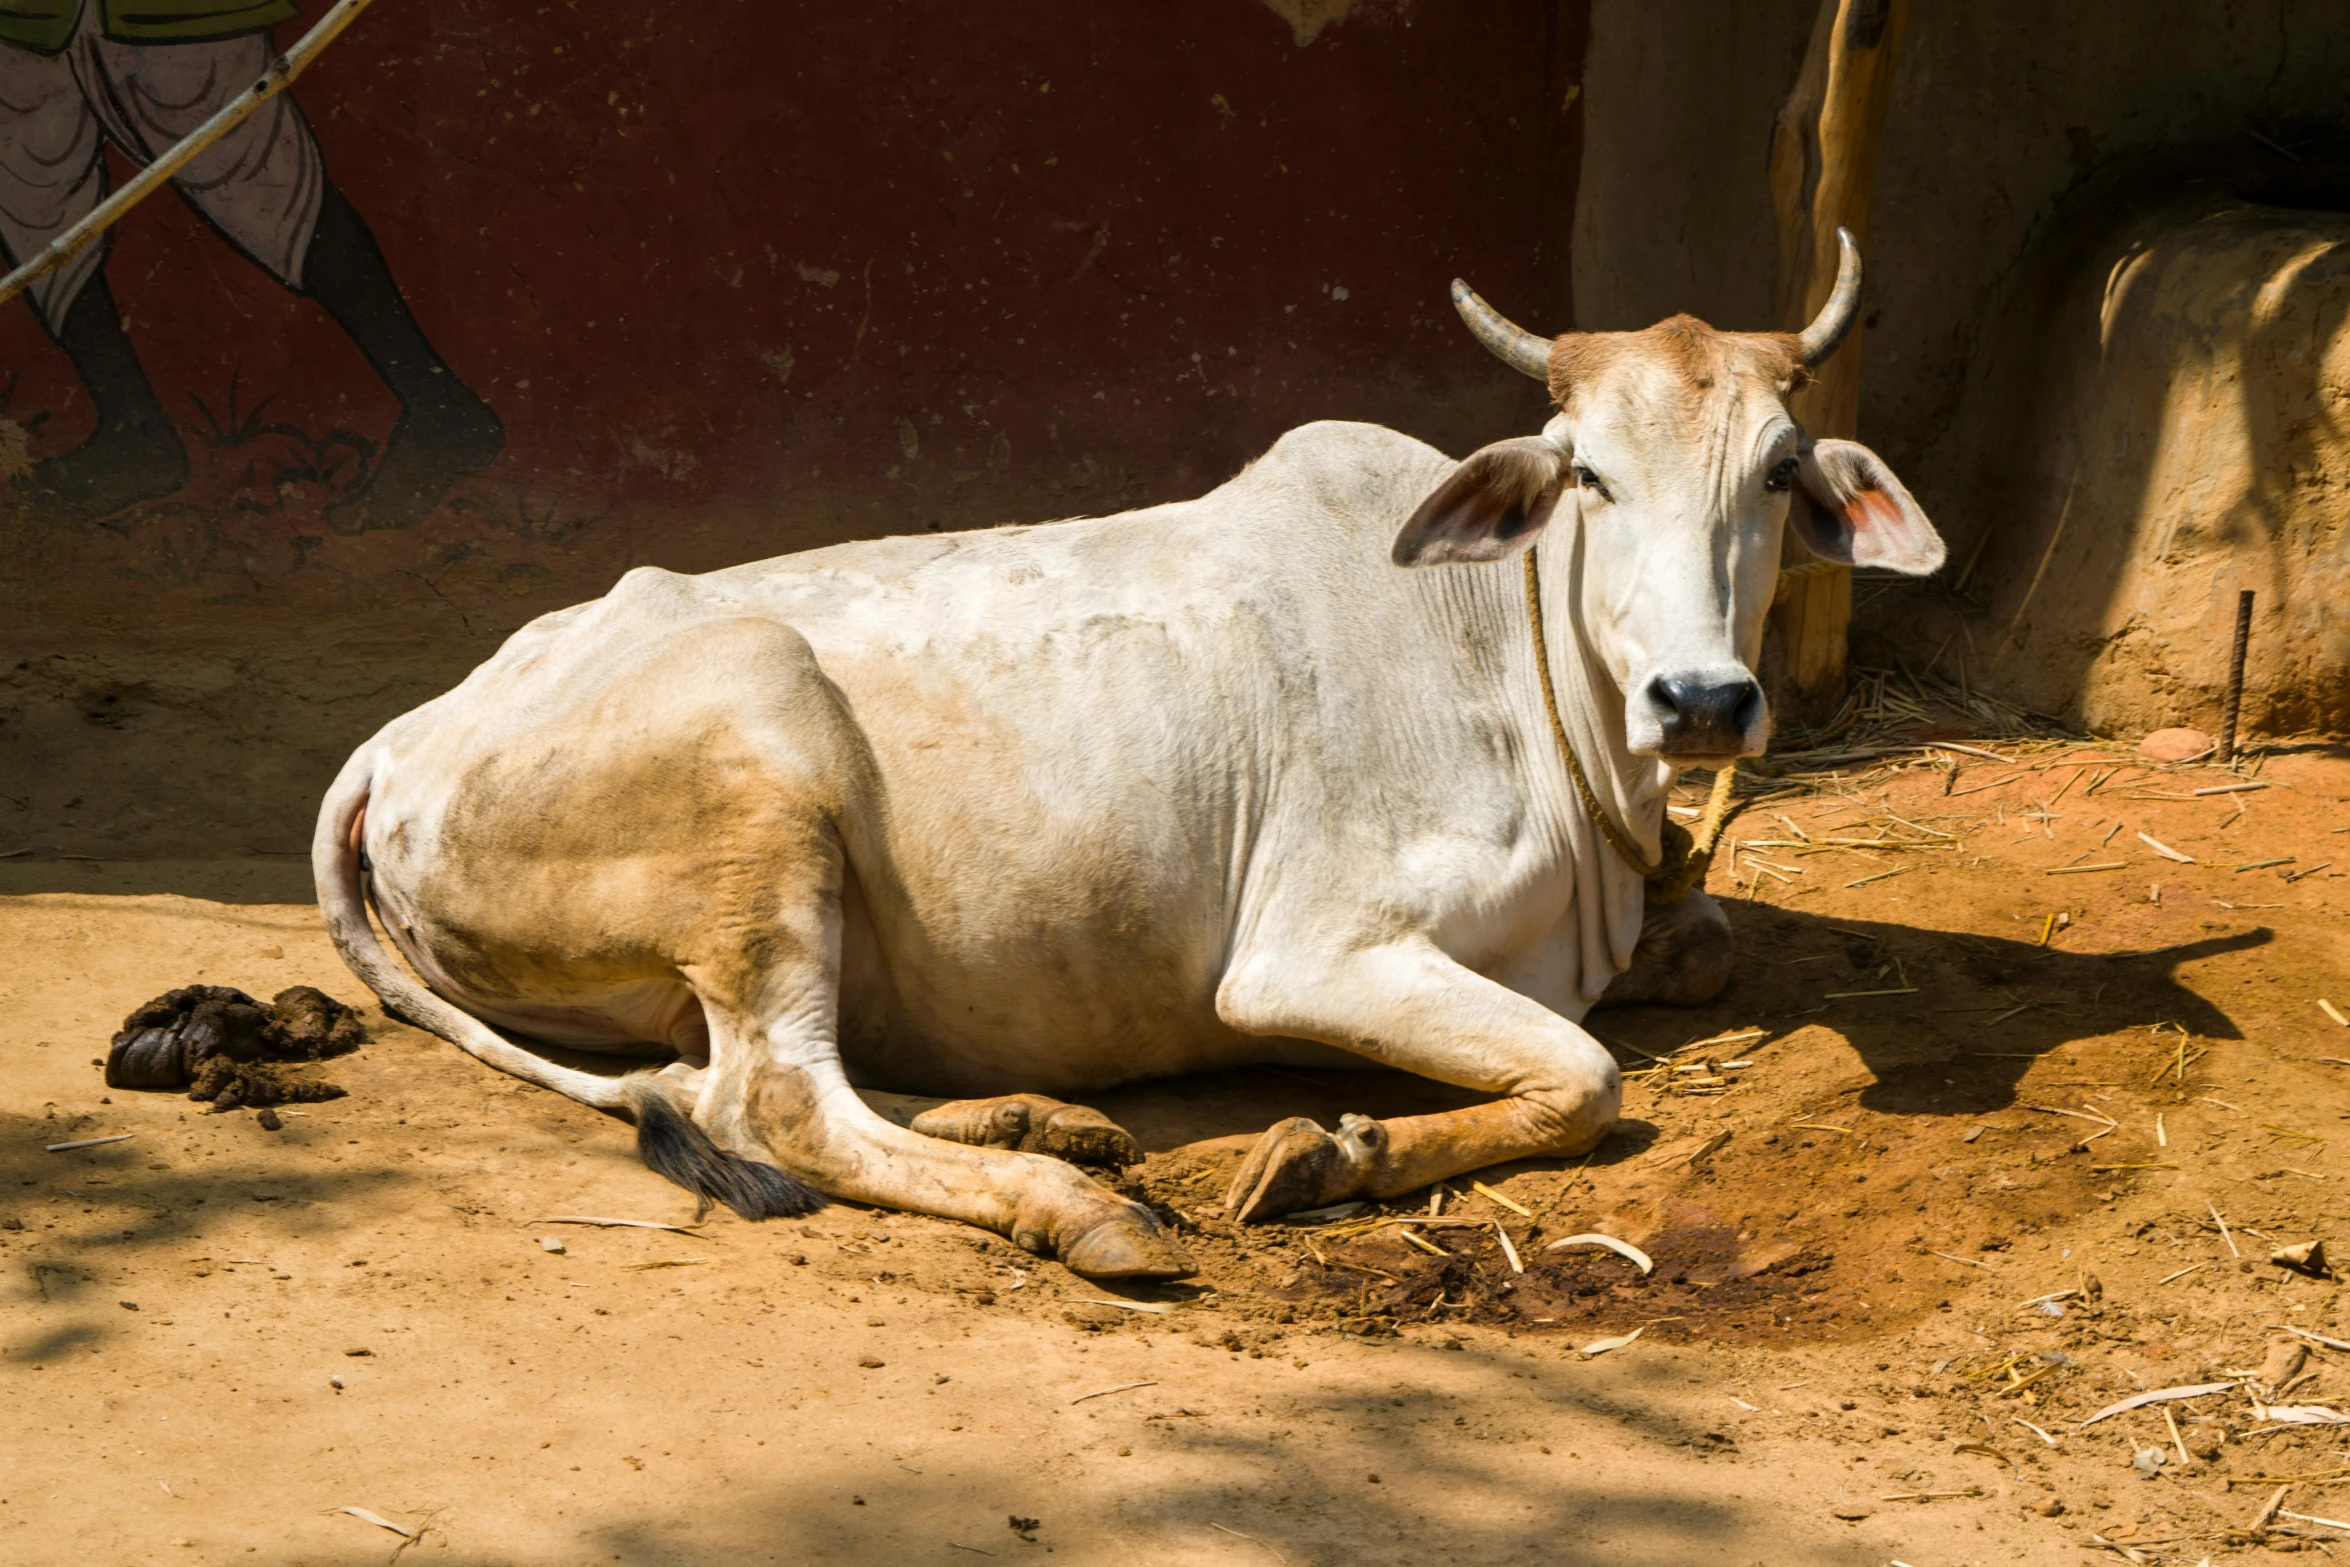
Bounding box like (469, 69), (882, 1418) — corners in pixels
(4, 741), (2348, 1566)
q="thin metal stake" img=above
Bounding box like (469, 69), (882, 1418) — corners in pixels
(2219, 589), (2253, 763)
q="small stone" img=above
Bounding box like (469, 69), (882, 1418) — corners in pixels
(858, 1355), (885, 1369)
(2132, 1446), (2166, 1478)
(539, 1237), (566, 1254)
(2138, 727), (2213, 763)
(344, 1347), (372, 1357)
(1831, 1502), (1874, 1521)
(329, 1376), (345, 1390)
(2037, 1497), (2066, 1517)
(256, 1108), (283, 1131)
(2260, 1339), (2310, 1391)
(118, 1300), (138, 1311)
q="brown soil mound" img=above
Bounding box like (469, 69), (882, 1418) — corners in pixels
(103, 983), (364, 1109)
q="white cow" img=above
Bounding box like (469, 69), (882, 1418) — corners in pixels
(314, 234), (1943, 1279)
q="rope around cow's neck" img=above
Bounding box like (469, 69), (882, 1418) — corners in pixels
(1519, 549), (1742, 902)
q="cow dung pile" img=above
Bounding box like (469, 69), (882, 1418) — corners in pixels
(105, 984), (365, 1110)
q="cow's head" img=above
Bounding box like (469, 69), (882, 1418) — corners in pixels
(1389, 232), (1944, 765)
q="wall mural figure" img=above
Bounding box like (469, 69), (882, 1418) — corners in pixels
(0, 0), (501, 530)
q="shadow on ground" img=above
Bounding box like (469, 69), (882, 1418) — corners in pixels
(1074, 902), (2263, 1153)
(220, 1334), (1853, 1567)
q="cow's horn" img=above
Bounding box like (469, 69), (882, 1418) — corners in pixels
(1793, 228), (1863, 366)
(1450, 279), (1553, 382)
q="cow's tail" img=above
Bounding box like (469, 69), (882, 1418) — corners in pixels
(312, 753), (824, 1220)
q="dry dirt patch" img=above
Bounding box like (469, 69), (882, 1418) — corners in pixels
(1, 745), (2345, 1564)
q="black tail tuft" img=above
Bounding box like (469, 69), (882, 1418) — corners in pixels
(632, 1088), (827, 1220)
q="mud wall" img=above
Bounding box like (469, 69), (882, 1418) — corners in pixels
(1916, 200), (2350, 739)
(0, 0), (1589, 858)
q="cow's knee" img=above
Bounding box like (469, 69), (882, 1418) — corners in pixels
(1512, 1071), (1622, 1157)
(1596, 888), (1734, 1008)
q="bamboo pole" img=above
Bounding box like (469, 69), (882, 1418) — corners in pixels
(0, 0), (379, 309)
(1764, 0), (1906, 718)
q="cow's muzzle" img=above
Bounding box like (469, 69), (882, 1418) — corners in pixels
(1639, 673), (1765, 759)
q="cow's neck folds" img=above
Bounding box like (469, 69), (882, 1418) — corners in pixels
(1536, 517), (1670, 995)
(1521, 548), (1657, 878)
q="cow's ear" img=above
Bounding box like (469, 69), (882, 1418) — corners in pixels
(1788, 437), (1946, 575)
(1391, 438), (1566, 567)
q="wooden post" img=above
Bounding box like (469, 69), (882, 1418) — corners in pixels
(1765, 0), (1906, 718)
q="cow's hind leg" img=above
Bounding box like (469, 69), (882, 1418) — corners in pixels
(688, 860), (1187, 1278)
(1216, 940), (1621, 1222)
(592, 614), (1187, 1278)
(714, 1049), (1185, 1276)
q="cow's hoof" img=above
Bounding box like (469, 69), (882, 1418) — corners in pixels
(1225, 1113), (1385, 1223)
(1030, 1103), (1145, 1169)
(1062, 1209), (1197, 1281)
(910, 1093), (1143, 1169)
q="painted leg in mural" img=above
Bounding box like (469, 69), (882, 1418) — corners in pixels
(15, 275), (189, 523)
(1, 18), (501, 530)
(306, 185), (504, 535)
(0, 23), (187, 523)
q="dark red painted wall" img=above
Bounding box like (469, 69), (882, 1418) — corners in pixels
(1, 0), (1588, 855)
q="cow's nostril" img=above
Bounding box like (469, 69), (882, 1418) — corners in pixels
(1653, 676), (1762, 752)
(1732, 679), (1764, 734)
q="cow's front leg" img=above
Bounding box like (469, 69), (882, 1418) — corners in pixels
(861, 1089), (1141, 1169)
(1217, 940), (1620, 1223)
(905, 1093), (1142, 1169)
(1595, 887), (1734, 1008)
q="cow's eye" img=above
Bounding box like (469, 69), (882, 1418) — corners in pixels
(1573, 465), (1611, 502)
(1764, 456), (1800, 493)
